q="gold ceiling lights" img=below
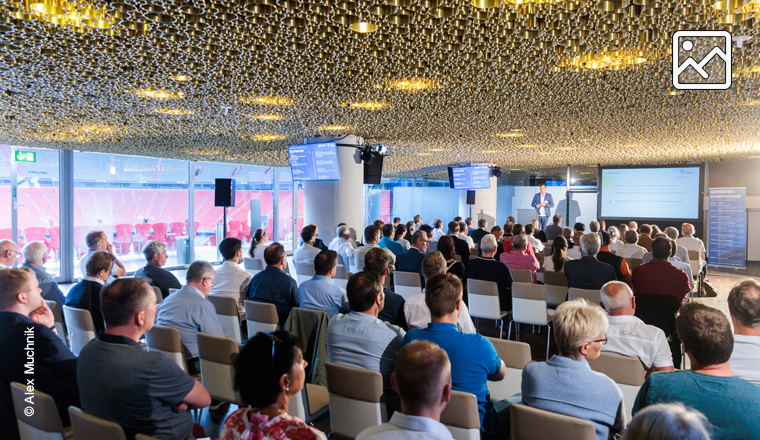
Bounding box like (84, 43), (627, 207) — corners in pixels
(171, 75), (191, 82)
(250, 114), (285, 120)
(494, 132), (525, 138)
(240, 96), (294, 106)
(250, 134), (287, 141)
(319, 125), (355, 131)
(345, 101), (388, 110)
(134, 89), (184, 100)
(349, 22), (378, 33)
(10, 0), (114, 30)
(380, 78), (442, 91)
(154, 108), (194, 115)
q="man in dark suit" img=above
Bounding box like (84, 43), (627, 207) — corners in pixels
(564, 233), (617, 290)
(531, 183), (555, 231)
(134, 240), (182, 299)
(447, 221), (470, 266)
(469, 219), (489, 249)
(395, 231), (429, 286)
(466, 233), (514, 311)
(66, 250), (115, 335)
(544, 214), (564, 241)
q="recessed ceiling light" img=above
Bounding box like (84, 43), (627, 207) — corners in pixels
(515, 144), (541, 148)
(319, 125), (354, 130)
(240, 96), (293, 106)
(427, 148), (445, 151)
(349, 22), (378, 33)
(134, 89), (184, 100)
(171, 75), (191, 81)
(482, 150), (499, 153)
(345, 101), (388, 110)
(250, 133), (286, 141)
(416, 153), (432, 156)
(381, 78), (441, 91)
(555, 147), (575, 150)
(494, 133), (524, 138)
(154, 108), (194, 115)
(250, 114), (284, 120)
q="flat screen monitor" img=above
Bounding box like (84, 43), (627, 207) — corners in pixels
(288, 142), (340, 181)
(448, 165), (491, 190)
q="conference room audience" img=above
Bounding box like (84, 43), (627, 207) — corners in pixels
(0, 239), (18, 269)
(432, 219), (444, 242)
(403, 274), (506, 439)
(651, 224), (662, 236)
(524, 224), (544, 253)
(394, 217), (402, 227)
(598, 219), (606, 232)
(633, 302), (760, 440)
(247, 228), (269, 259)
(522, 299), (625, 440)
(596, 231), (633, 288)
(607, 226), (623, 252)
(404, 251), (476, 333)
(305, 223), (329, 252)
(379, 224), (405, 256)
(623, 403), (711, 440)
(544, 214), (564, 241)
(211, 237), (253, 319)
(156, 261), (225, 369)
(677, 223), (706, 269)
(78, 278), (211, 440)
(503, 221), (514, 240)
(357, 247), (407, 329)
(22, 241), (65, 307)
(649, 237), (694, 291)
(661, 227), (690, 263)
(562, 226), (574, 249)
(637, 224), (654, 252)
(618, 223), (628, 237)
(293, 224), (322, 264)
(414, 215), (423, 228)
(395, 224), (411, 251)
(66, 250), (115, 335)
(564, 233), (617, 290)
(544, 236), (572, 272)
(134, 240), (182, 299)
(457, 221), (475, 249)
(221, 331), (326, 440)
(396, 230), (429, 287)
(406, 221), (416, 237)
(631, 238), (691, 302)
(437, 236), (465, 280)
(447, 221), (471, 265)
(628, 221), (638, 232)
(0, 268), (79, 440)
(491, 226), (505, 261)
(467, 234), (514, 310)
(247, 243), (299, 326)
(80, 230), (126, 282)
(466, 217), (475, 235)
(727, 279), (760, 385)
(328, 224), (357, 268)
(599, 281), (674, 373)
(615, 230), (647, 258)
(530, 219), (547, 242)
(501, 223), (535, 255)
(298, 250), (346, 318)
(355, 225), (396, 276)
(470, 219), (489, 248)
(356, 341), (455, 440)
(501, 235), (540, 283)
(573, 222), (586, 246)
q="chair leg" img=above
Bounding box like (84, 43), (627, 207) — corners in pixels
(546, 326), (552, 361)
(499, 319), (504, 339)
(507, 319), (512, 341)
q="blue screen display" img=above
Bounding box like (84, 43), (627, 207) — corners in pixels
(448, 166), (491, 189)
(288, 142), (341, 181)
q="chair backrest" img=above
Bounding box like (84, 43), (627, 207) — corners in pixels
(133, 223), (152, 241)
(441, 390), (481, 440)
(568, 287), (601, 304)
(295, 262), (315, 286)
(512, 282), (550, 326)
(633, 293), (681, 335)
(589, 351), (646, 423)
(394, 271), (423, 300)
(543, 270), (568, 286)
(68, 406), (127, 440)
(208, 295), (242, 344)
(543, 270), (569, 307)
(511, 269), (533, 283)
(243, 257), (265, 271)
(467, 278), (503, 320)
(453, 254), (462, 264)
(197, 332), (243, 405)
(62, 305), (97, 356)
(244, 300), (279, 335)
(626, 257), (642, 270)
(135, 434), (161, 440)
(510, 403), (596, 440)
(687, 250), (701, 275)
(336, 253), (345, 266)
(152, 286), (163, 305)
(145, 325), (187, 373)
(334, 265), (348, 279)
(326, 362), (386, 438)
(11, 382), (66, 440)
(45, 300), (68, 345)
(485, 338), (532, 401)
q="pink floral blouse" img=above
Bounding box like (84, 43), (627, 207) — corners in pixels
(220, 408), (327, 440)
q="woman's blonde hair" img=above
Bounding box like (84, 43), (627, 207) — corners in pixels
(553, 299), (609, 359)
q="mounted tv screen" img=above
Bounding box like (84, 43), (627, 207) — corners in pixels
(448, 165), (490, 190)
(288, 142), (340, 181)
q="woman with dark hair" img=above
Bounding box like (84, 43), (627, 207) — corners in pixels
(437, 235), (465, 280)
(220, 331), (326, 440)
(248, 228), (269, 259)
(395, 224), (410, 251)
(544, 236), (572, 272)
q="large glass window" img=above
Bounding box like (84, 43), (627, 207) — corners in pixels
(277, 168), (298, 251)
(0, 146), (13, 264)
(73, 152), (189, 278)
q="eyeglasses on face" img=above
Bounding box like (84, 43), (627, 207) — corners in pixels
(592, 337), (608, 346)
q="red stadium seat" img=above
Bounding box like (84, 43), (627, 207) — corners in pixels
(24, 227), (49, 245)
(114, 224), (133, 254)
(228, 220), (243, 241)
(48, 226), (60, 260)
(133, 223), (153, 251)
(152, 222), (168, 243)
(74, 225), (93, 257)
(185, 222), (199, 237)
(241, 220), (251, 243)
(168, 222), (185, 250)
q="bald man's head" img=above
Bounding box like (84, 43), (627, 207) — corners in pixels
(0, 240), (18, 267)
(600, 281), (635, 315)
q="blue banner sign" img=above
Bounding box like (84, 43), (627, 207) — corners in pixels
(708, 187), (746, 268)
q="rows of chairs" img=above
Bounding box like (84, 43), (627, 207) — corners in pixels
(0, 227), (60, 259)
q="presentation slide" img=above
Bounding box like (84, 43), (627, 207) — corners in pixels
(288, 142), (340, 181)
(600, 167), (701, 219)
(450, 166), (490, 190)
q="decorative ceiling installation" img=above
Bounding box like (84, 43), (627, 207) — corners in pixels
(0, 0), (759, 177)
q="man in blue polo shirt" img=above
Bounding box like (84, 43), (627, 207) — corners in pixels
(403, 274), (506, 440)
(378, 224), (404, 256)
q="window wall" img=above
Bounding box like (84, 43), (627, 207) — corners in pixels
(0, 146), (13, 265)
(364, 177), (457, 229)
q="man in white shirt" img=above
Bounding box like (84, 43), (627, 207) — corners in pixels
(414, 215), (423, 228)
(524, 224), (544, 253)
(456, 221), (475, 249)
(210, 237), (253, 319)
(615, 230), (647, 259)
(431, 219), (444, 242)
(608, 226), (624, 253)
(0, 239), (18, 269)
(676, 223), (706, 270)
(293, 224), (321, 264)
(727, 279), (760, 385)
(356, 340), (454, 440)
(328, 224), (356, 269)
(80, 230), (126, 283)
(600, 281), (675, 373)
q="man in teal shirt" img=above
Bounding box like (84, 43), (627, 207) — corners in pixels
(633, 302), (760, 440)
(378, 224), (404, 256)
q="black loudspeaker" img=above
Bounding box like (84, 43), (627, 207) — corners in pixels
(215, 178), (236, 207)
(466, 190), (476, 205)
(364, 152), (383, 184)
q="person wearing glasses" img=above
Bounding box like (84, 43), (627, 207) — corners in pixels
(221, 331), (327, 440)
(0, 239), (19, 269)
(522, 299), (625, 440)
(395, 231), (429, 287)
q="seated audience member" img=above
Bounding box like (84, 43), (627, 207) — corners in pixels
(467, 234), (514, 310)
(0, 239), (18, 268)
(651, 224), (662, 236)
(404, 252), (476, 333)
(247, 228), (269, 260)
(156, 261), (225, 370)
(457, 221), (475, 249)
(524, 224), (544, 253)
(406, 221), (416, 237)
(522, 299), (624, 440)
(81, 230), (126, 283)
(22, 241), (65, 306)
(431, 219), (444, 242)
(623, 403), (710, 440)
(573, 222), (586, 246)
(293, 224), (322, 264)
(134, 240), (182, 299)
(544, 236), (572, 272)
(356, 341), (455, 440)
(727, 280), (760, 385)
(628, 221), (638, 232)
(544, 214), (564, 241)
(395, 224), (411, 251)
(298, 250), (345, 318)
(500, 235), (540, 283)
(1, 268), (79, 440)
(327, 272), (405, 411)
(637, 224), (654, 252)
(403, 274), (506, 438)
(221, 331), (327, 440)
(394, 217), (402, 227)
(650, 237), (694, 291)
(414, 215), (423, 227)
(530, 219), (547, 243)
(447, 221), (471, 265)
(600, 281), (674, 373)
(633, 302), (760, 440)
(66, 250), (115, 335)
(491, 226), (504, 261)
(247, 242), (299, 326)
(466, 217), (475, 235)
(379, 224), (405, 256)
(356, 247), (407, 329)
(396, 230), (429, 286)
(211, 237), (253, 319)
(608, 226), (623, 252)
(564, 233), (617, 290)
(596, 231), (633, 287)
(677, 223), (706, 269)
(631, 238), (691, 302)
(437, 236), (465, 280)
(618, 223), (629, 237)
(598, 219), (607, 232)
(661, 227), (690, 263)
(470, 219), (489, 249)
(329, 224), (357, 268)
(310, 224), (329, 251)
(501, 223), (535, 255)
(502, 222), (514, 240)
(615, 230), (647, 259)
(78, 278), (211, 440)
(356, 225), (396, 275)
(562, 226), (575, 249)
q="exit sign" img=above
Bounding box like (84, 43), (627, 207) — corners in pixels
(14, 151), (35, 162)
